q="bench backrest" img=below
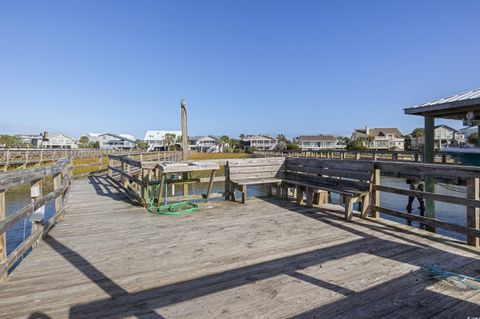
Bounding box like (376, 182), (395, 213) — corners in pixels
(226, 157), (286, 181)
(285, 157), (374, 192)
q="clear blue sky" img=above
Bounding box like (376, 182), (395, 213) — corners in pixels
(0, 0), (479, 139)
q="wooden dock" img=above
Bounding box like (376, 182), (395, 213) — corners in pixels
(1, 176), (480, 318)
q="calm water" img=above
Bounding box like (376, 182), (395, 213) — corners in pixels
(5, 176), (467, 266)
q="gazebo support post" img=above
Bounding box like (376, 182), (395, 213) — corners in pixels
(477, 125), (480, 148)
(424, 115), (435, 231)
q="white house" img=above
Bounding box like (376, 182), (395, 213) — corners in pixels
(241, 135), (277, 151)
(297, 135), (341, 150)
(97, 133), (137, 150)
(143, 130), (182, 151)
(189, 136), (219, 153)
(40, 133), (78, 149)
(351, 127), (405, 150)
(410, 125), (465, 150)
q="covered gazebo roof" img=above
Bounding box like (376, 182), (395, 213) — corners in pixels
(404, 88), (480, 120)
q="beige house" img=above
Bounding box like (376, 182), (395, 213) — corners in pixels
(297, 135), (341, 150)
(351, 127), (404, 150)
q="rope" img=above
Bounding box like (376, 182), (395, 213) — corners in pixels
(421, 264), (480, 290)
(145, 180), (198, 215)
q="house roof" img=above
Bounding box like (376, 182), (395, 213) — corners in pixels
(143, 130), (182, 141)
(404, 88), (480, 119)
(99, 133), (136, 143)
(48, 133), (76, 141)
(354, 128), (403, 138)
(242, 134), (276, 141)
(297, 135), (336, 142)
(189, 135), (219, 140)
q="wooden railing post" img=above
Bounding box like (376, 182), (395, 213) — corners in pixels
(0, 190), (6, 283)
(53, 173), (63, 218)
(467, 177), (479, 247)
(371, 166), (380, 218)
(107, 157), (112, 178)
(30, 179), (44, 247)
(4, 149), (9, 172)
(120, 161), (126, 186)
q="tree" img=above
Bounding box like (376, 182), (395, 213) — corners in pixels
(411, 128), (424, 138)
(88, 141), (100, 149)
(286, 141), (299, 151)
(0, 135), (31, 148)
(79, 136), (89, 148)
(276, 134), (288, 143)
(239, 134), (245, 140)
(164, 133), (176, 150)
(346, 139), (368, 150)
(468, 132), (479, 145)
(276, 140), (288, 150)
(135, 140), (148, 151)
(217, 135), (230, 152)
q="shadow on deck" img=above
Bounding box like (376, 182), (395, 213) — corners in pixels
(2, 176), (480, 319)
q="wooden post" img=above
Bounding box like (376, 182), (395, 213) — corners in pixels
(120, 161), (126, 185)
(181, 98), (188, 161)
(98, 156), (103, 171)
(424, 115), (435, 231)
(477, 125), (480, 148)
(4, 150), (9, 172)
(467, 177), (479, 247)
(0, 190), (6, 283)
(371, 167), (380, 218)
(107, 158), (112, 178)
(53, 173), (63, 218)
(206, 170), (216, 202)
(30, 179), (44, 247)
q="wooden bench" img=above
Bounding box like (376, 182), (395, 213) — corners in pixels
(225, 157), (285, 203)
(283, 157), (373, 221)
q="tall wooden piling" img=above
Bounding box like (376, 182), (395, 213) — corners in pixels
(424, 116), (435, 231)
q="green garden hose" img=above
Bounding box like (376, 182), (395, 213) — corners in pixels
(145, 181), (199, 215)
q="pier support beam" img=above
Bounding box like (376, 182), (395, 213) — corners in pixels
(181, 99), (188, 161)
(424, 115), (435, 231)
(0, 191), (5, 283)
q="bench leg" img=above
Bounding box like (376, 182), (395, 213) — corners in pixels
(345, 196), (354, 221)
(305, 187), (313, 208)
(282, 183), (289, 200)
(267, 185), (273, 197)
(313, 192), (320, 206)
(224, 181), (231, 201)
(276, 184), (282, 199)
(242, 185), (247, 203)
(361, 194), (370, 218)
(296, 186), (304, 205)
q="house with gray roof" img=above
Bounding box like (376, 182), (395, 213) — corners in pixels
(351, 126), (405, 150)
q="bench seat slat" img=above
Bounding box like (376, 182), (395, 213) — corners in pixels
(230, 178), (283, 186)
(283, 179), (368, 196)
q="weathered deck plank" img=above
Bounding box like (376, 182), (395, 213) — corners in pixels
(0, 175), (479, 318)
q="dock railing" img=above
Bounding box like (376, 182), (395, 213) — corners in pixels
(0, 157), (73, 282)
(107, 151), (182, 204)
(107, 152), (228, 205)
(254, 149), (457, 164)
(370, 160), (480, 246)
